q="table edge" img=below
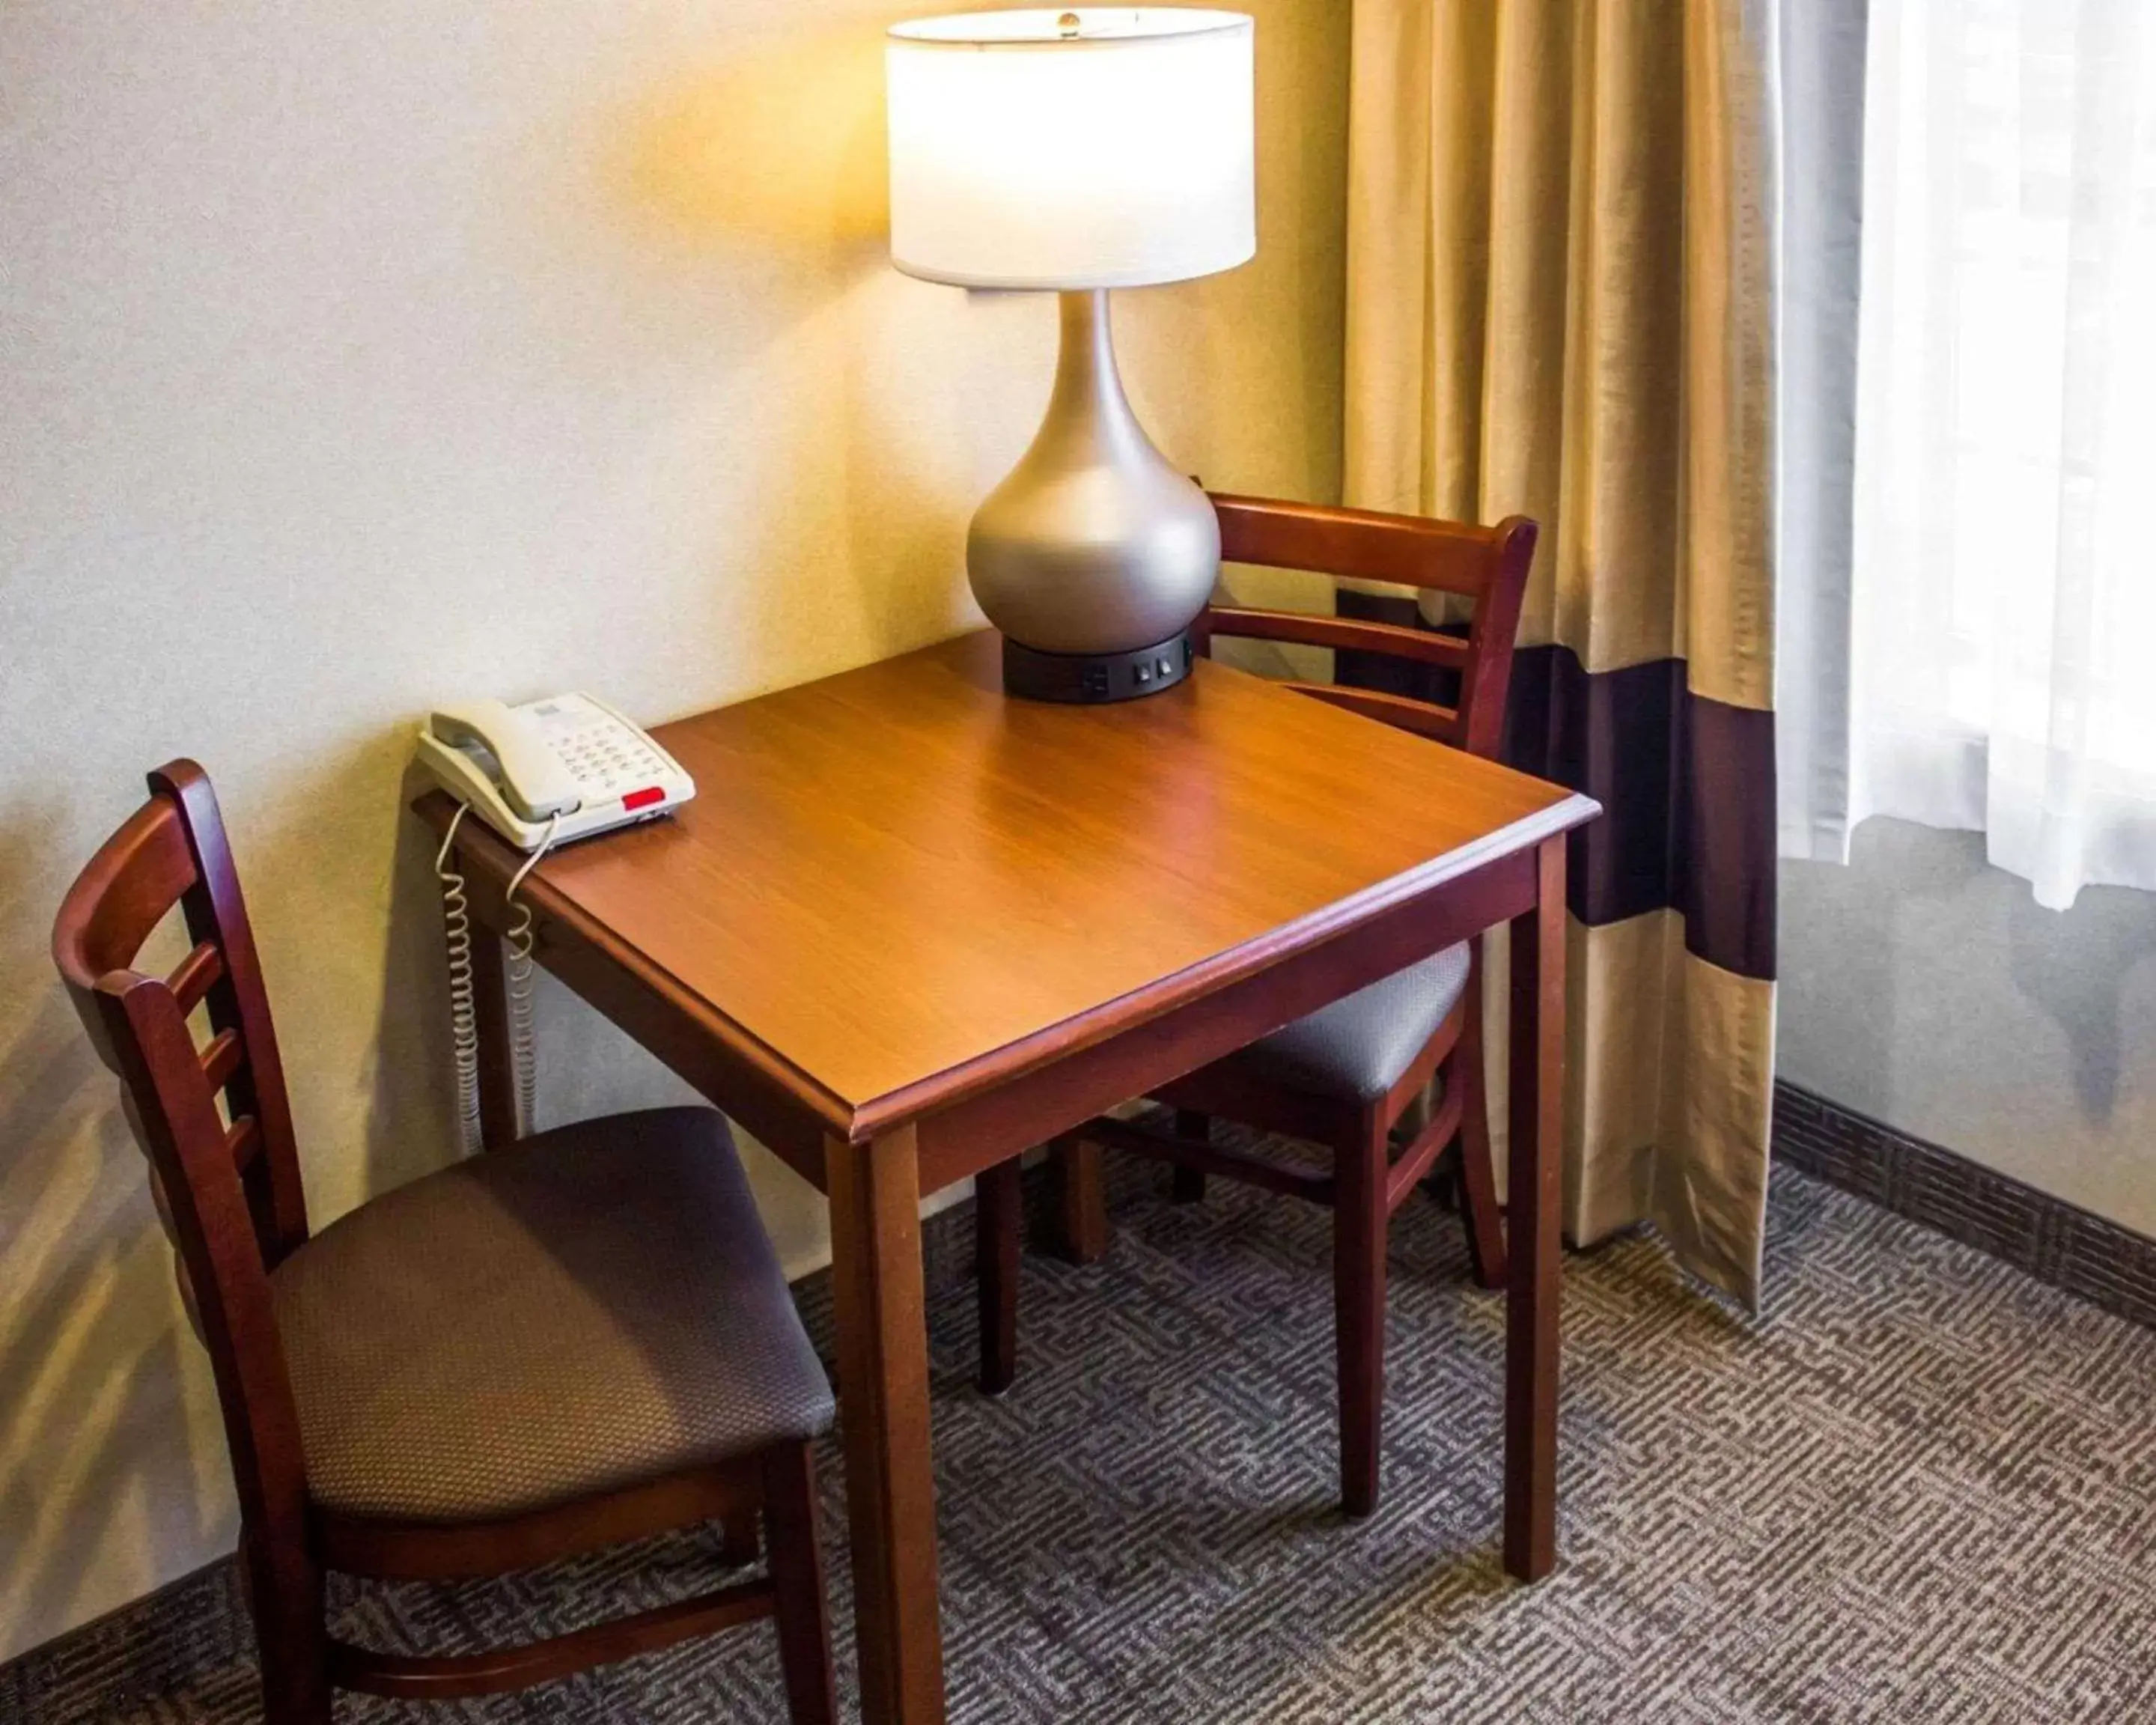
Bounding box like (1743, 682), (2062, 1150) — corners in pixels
(847, 788), (1601, 1140)
(415, 785), (1601, 1149)
(411, 790), (862, 1137)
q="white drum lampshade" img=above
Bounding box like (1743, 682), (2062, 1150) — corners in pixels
(887, 9), (1255, 290)
(886, 10), (1258, 702)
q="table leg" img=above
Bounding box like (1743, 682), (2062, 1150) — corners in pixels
(975, 1160), (1021, 1394)
(468, 915), (519, 1151)
(1051, 1136), (1109, 1263)
(1504, 835), (1565, 1581)
(826, 1125), (946, 1725)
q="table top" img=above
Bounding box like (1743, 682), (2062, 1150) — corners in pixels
(507, 631), (1595, 1137)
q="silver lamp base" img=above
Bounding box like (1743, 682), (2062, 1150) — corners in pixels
(968, 289), (1219, 702)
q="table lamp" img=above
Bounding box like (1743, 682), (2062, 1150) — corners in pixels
(887, 8), (1255, 702)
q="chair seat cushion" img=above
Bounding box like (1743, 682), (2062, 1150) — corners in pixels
(1241, 941), (1473, 1102)
(271, 1107), (832, 1524)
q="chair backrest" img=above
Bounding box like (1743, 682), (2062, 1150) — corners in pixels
(1199, 493), (1538, 760)
(52, 759), (310, 1541)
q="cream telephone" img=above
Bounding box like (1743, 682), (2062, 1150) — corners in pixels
(413, 693), (695, 1151)
(415, 693), (695, 851)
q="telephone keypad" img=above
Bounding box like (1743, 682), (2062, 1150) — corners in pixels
(538, 699), (674, 805)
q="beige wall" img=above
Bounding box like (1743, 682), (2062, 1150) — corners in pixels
(0, 0), (1348, 1658)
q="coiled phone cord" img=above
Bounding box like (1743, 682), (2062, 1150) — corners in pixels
(433, 804), (483, 1156)
(502, 813), (561, 1139)
(433, 802), (560, 1152)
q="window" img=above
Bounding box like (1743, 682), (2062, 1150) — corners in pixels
(1846, 0), (2156, 908)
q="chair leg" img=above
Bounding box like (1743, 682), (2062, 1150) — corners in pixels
(1453, 978), (1508, 1291)
(1170, 1110), (1209, 1202)
(975, 1157), (1022, 1394)
(246, 1534), (332, 1724)
(719, 1506), (761, 1568)
(762, 1440), (838, 1725)
(1051, 1134), (1109, 1264)
(1334, 1106), (1391, 1518)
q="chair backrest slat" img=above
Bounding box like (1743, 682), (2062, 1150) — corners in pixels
(200, 1026), (246, 1092)
(1212, 493), (1513, 594)
(227, 1114), (265, 1170)
(150, 764), (310, 1256)
(52, 759), (312, 1549)
(168, 940), (226, 1016)
(1282, 682), (1461, 740)
(1202, 492), (1538, 760)
(1202, 606), (1471, 672)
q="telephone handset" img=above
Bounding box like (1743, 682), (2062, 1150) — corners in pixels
(414, 693), (696, 1153)
(415, 692), (695, 851)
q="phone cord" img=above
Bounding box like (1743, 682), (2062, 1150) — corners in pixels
(432, 804), (483, 1157)
(502, 813), (561, 1140)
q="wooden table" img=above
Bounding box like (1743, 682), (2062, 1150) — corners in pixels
(418, 630), (1598, 1725)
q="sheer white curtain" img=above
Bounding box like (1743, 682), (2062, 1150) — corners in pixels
(1837, 0), (2156, 910)
(1774, 0), (1869, 865)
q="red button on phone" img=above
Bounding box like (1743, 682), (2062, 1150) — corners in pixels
(622, 786), (665, 811)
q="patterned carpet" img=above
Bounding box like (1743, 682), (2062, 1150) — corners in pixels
(38, 1137), (2156, 1724)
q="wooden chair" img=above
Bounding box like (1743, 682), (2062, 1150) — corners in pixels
(976, 494), (1538, 1517)
(52, 761), (838, 1724)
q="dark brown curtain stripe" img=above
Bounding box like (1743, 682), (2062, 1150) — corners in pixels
(1334, 591), (1465, 707)
(1507, 645), (1776, 981)
(1336, 593), (1776, 982)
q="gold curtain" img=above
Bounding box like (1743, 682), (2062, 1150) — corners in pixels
(1345, 0), (1779, 1303)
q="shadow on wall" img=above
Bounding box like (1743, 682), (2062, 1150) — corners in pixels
(2006, 872), (2156, 1124)
(1781, 817), (2156, 1134)
(0, 812), (224, 1655)
(364, 753), (481, 1204)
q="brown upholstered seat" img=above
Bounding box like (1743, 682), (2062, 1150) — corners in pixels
(1239, 941), (1473, 1102)
(272, 1106), (833, 1523)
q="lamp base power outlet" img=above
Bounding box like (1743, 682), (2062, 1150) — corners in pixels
(1000, 631), (1196, 704)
